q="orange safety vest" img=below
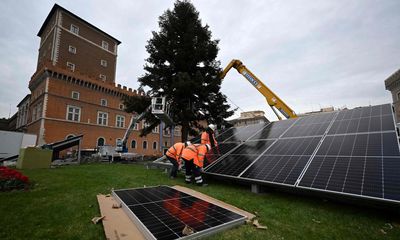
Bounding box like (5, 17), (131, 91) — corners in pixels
(181, 144), (197, 162)
(166, 142), (185, 164)
(201, 131), (218, 147)
(194, 144), (208, 168)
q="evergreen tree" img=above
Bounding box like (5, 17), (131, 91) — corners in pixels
(126, 0), (234, 141)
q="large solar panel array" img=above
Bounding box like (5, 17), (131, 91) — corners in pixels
(113, 186), (246, 240)
(204, 104), (400, 204)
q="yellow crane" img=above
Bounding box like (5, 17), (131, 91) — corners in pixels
(220, 59), (297, 120)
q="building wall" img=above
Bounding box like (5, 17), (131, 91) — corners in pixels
(58, 11), (117, 84)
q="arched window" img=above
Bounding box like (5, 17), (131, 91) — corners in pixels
(66, 134), (75, 139)
(152, 141), (157, 150)
(143, 141), (147, 149)
(131, 140), (136, 149)
(97, 137), (105, 147)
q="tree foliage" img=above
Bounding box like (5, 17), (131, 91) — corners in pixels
(125, 0), (234, 141)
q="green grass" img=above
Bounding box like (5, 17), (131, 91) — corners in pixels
(0, 164), (399, 240)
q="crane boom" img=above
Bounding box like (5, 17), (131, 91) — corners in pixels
(220, 59), (297, 120)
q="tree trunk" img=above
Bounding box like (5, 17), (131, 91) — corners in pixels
(181, 121), (189, 142)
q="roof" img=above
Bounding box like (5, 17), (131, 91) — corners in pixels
(37, 4), (121, 44)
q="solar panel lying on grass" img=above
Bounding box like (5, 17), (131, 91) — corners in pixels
(112, 186), (246, 240)
(205, 104), (400, 204)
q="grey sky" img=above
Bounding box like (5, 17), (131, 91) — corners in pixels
(0, 0), (399, 121)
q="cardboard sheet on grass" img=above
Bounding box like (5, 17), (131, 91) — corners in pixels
(97, 185), (255, 240)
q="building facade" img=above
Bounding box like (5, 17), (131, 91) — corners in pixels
(23, 4), (179, 156)
(229, 111), (269, 127)
(385, 69), (400, 122)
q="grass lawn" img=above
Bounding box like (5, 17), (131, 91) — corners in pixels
(0, 163), (399, 240)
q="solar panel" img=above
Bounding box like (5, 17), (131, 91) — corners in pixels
(205, 103), (400, 204)
(112, 186), (246, 240)
(249, 119), (297, 140)
(298, 104), (400, 203)
(223, 123), (269, 142)
(282, 112), (336, 138)
(240, 137), (322, 185)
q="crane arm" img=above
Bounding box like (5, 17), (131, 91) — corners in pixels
(120, 106), (151, 152)
(220, 59), (297, 120)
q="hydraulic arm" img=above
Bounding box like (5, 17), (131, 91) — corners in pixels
(220, 59), (297, 120)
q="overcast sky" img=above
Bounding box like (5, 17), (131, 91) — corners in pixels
(1, 0), (399, 121)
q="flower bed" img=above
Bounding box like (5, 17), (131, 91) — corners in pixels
(0, 166), (30, 191)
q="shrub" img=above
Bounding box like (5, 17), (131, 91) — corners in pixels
(0, 166), (30, 191)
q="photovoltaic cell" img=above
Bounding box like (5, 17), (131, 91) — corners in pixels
(229, 140), (274, 155)
(113, 186), (246, 240)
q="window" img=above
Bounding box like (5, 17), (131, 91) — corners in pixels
(131, 140), (136, 149)
(99, 74), (106, 81)
(67, 62), (75, 71)
(36, 103), (42, 119)
(116, 138), (122, 146)
(97, 137), (105, 146)
(152, 125), (159, 133)
(143, 121), (150, 129)
(152, 141), (157, 150)
(66, 134), (75, 139)
(142, 141), (147, 149)
(66, 105), (81, 122)
(102, 41), (109, 50)
(97, 111), (108, 125)
(164, 141), (168, 147)
(68, 45), (76, 54)
(163, 128), (171, 136)
(101, 60), (107, 67)
(70, 24), (79, 34)
(32, 106), (37, 121)
(100, 99), (107, 106)
(133, 123), (139, 130)
(71, 91), (80, 100)
(116, 115), (125, 128)
(119, 103), (124, 110)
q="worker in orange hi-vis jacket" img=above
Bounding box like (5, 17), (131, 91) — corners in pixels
(165, 141), (191, 179)
(181, 144), (210, 186)
(201, 124), (219, 166)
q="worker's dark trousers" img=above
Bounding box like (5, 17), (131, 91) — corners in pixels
(193, 165), (203, 185)
(167, 156), (178, 178)
(183, 158), (203, 185)
(183, 158), (193, 183)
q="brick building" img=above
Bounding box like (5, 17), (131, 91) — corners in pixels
(385, 68), (400, 122)
(22, 4), (180, 156)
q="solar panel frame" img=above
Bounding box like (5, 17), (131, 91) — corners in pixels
(112, 186), (247, 240)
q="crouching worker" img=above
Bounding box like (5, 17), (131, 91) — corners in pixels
(181, 143), (210, 186)
(165, 141), (191, 179)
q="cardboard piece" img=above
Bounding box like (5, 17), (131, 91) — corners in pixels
(97, 195), (146, 240)
(97, 185), (255, 240)
(17, 147), (52, 169)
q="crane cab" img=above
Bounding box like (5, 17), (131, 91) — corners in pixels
(151, 97), (174, 126)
